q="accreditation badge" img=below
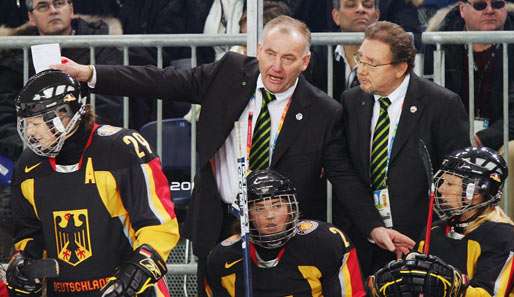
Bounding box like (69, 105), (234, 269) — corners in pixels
(474, 117), (489, 133)
(373, 188), (393, 228)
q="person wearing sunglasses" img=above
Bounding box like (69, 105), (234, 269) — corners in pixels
(424, 0), (513, 151)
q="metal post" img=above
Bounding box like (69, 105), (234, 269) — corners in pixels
(326, 45), (334, 223)
(246, 0), (263, 57)
(433, 43), (443, 86)
(503, 43), (510, 215)
(89, 47), (96, 110)
(123, 47), (129, 128)
(23, 47), (29, 84)
(467, 45), (475, 142)
(157, 46), (163, 158)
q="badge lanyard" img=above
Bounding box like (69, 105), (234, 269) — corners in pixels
(270, 98), (292, 155)
(246, 96), (292, 162)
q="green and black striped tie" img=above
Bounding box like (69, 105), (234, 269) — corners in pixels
(370, 97), (391, 190)
(250, 88), (276, 170)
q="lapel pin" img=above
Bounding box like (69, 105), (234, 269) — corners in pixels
(241, 81), (247, 86)
(410, 106), (417, 113)
(296, 113), (303, 120)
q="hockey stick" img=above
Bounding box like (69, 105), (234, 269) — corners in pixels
(22, 258), (59, 279)
(235, 119), (253, 297)
(418, 139), (435, 255)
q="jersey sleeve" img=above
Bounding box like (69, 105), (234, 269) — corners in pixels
(317, 224), (366, 297)
(10, 167), (45, 259)
(205, 244), (237, 297)
(111, 129), (179, 261)
(466, 225), (514, 297)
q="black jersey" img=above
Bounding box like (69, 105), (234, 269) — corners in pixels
(417, 221), (514, 297)
(205, 220), (366, 297)
(11, 124), (179, 297)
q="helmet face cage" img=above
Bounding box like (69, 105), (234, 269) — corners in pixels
(248, 193), (299, 249)
(15, 70), (85, 157)
(17, 103), (85, 158)
(433, 147), (507, 222)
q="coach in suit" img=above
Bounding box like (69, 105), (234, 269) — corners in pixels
(54, 16), (414, 294)
(340, 21), (470, 277)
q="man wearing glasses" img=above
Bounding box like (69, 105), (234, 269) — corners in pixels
(0, 0), (153, 164)
(425, 0), (514, 152)
(340, 21), (469, 278)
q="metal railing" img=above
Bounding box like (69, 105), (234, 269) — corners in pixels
(424, 31), (513, 214)
(0, 30), (513, 295)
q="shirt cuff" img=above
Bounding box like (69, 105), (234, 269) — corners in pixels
(87, 65), (97, 88)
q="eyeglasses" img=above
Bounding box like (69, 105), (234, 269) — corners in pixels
(353, 53), (394, 70)
(32, 0), (70, 13)
(466, 0), (506, 11)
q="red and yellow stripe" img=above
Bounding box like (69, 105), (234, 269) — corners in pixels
(136, 158), (179, 261)
(494, 251), (514, 297)
(339, 248), (366, 297)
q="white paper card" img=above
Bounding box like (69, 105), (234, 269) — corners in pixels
(31, 43), (61, 73)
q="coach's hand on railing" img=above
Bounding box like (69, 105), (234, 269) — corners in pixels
(51, 57), (93, 82)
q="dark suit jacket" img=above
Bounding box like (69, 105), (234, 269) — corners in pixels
(93, 52), (378, 258)
(340, 73), (469, 263)
(305, 46), (348, 102)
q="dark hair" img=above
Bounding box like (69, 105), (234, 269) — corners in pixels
(332, 0), (380, 10)
(364, 21), (416, 72)
(240, 1), (291, 28)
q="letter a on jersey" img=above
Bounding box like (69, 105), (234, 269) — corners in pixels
(53, 209), (93, 266)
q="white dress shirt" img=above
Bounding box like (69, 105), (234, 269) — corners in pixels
(89, 68), (296, 204)
(334, 44), (352, 82)
(370, 74), (411, 159)
(213, 75), (297, 203)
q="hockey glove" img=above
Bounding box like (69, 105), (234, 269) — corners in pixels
(101, 244), (167, 297)
(5, 253), (42, 297)
(368, 252), (467, 297)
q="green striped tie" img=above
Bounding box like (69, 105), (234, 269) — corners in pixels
(370, 97), (391, 190)
(250, 88), (276, 170)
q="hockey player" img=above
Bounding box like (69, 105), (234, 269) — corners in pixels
(205, 169), (366, 296)
(6, 69), (179, 297)
(370, 147), (514, 297)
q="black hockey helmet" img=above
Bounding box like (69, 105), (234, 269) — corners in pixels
(247, 169), (299, 249)
(433, 146), (507, 222)
(15, 69), (86, 157)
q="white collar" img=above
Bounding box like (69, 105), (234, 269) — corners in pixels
(334, 44), (351, 66)
(373, 74), (410, 104)
(256, 74), (298, 102)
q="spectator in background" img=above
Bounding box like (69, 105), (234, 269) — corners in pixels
(115, 0), (190, 68)
(425, 0), (514, 150)
(379, 0), (423, 48)
(306, 0), (380, 101)
(416, 0), (458, 29)
(285, 0), (336, 32)
(203, 0), (245, 61)
(187, 0), (291, 64)
(0, 0), (28, 27)
(0, 0), (153, 163)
